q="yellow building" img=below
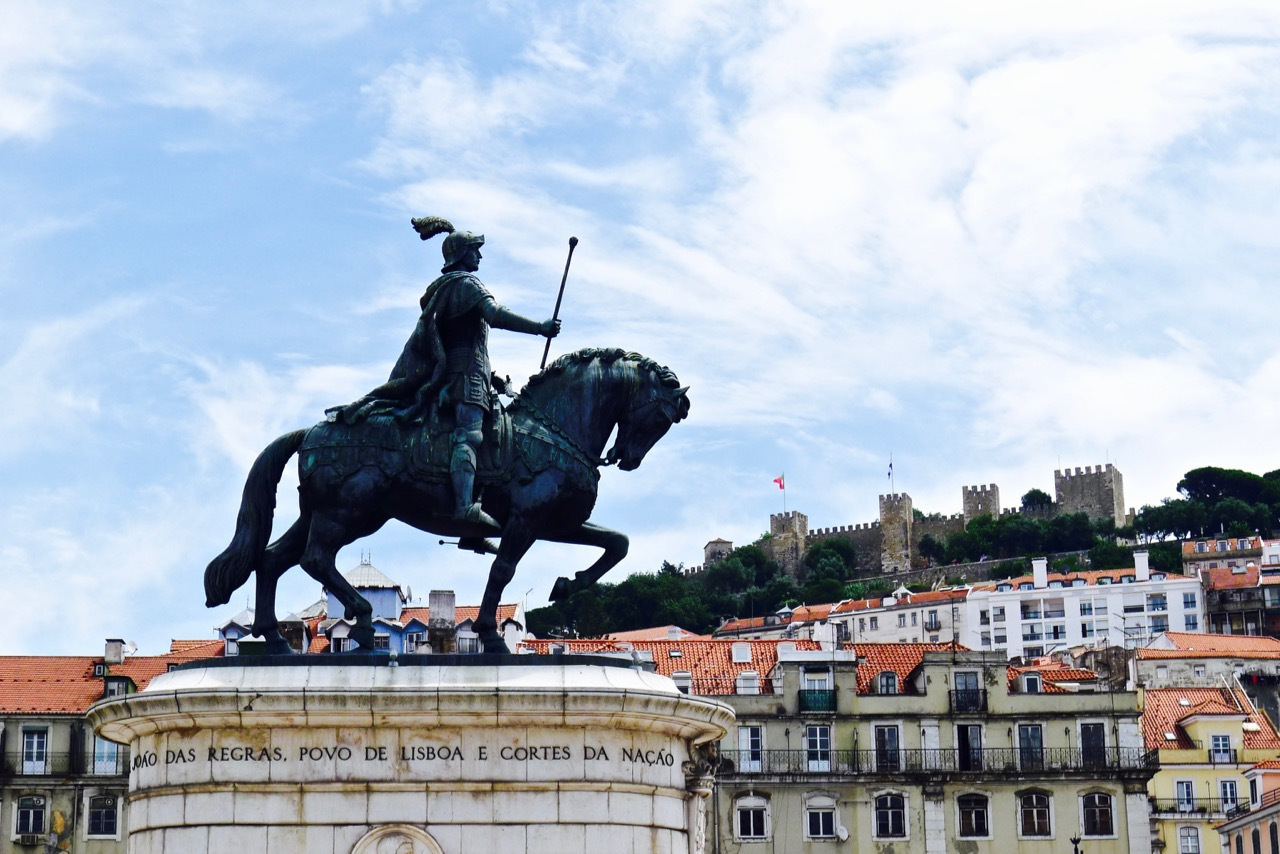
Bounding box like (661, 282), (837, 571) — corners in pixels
(1143, 686), (1280, 854)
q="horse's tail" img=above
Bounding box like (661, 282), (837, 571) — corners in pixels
(204, 429), (308, 607)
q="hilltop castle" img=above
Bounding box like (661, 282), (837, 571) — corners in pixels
(706, 463), (1131, 577)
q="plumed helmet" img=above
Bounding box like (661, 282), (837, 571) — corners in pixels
(410, 216), (484, 269)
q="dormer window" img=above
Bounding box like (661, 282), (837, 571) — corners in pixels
(104, 678), (129, 698)
(225, 638), (239, 656)
(732, 642), (752, 664)
(1239, 539), (1251, 549)
(737, 670), (760, 695)
(672, 671), (692, 694)
(1023, 674), (1042, 694)
(876, 672), (898, 695)
(93, 663), (107, 677)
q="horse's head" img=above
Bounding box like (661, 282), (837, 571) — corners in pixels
(607, 370), (690, 471)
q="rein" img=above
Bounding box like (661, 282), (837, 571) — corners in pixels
(513, 394), (613, 470)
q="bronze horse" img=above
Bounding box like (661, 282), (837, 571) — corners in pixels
(204, 348), (689, 653)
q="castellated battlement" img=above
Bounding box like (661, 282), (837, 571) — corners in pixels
(807, 522), (881, 538)
(770, 511), (809, 538)
(1054, 463), (1115, 479)
(879, 493), (911, 506)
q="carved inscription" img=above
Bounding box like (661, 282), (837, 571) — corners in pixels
(141, 740), (647, 769)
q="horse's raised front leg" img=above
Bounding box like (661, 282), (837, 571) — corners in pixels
(298, 513), (376, 651)
(545, 521), (629, 603)
(474, 518), (537, 654)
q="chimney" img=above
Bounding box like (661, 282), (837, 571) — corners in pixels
(427, 590), (456, 653)
(666, 626), (682, 641)
(1134, 551), (1150, 582)
(1032, 558), (1048, 589)
(104, 639), (125, 665)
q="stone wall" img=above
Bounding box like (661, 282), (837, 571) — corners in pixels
(1055, 463), (1126, 525)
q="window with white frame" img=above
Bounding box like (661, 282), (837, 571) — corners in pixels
(1018, 790), (1052, 837)
(957, 793), (990, 837)
(897, 614), (906, 627)
(873, 792), (906, 838)
(804, 793), (837, 840)
(21, 730), (47, 775)
(869, 617), (879, 630)
(805, 725), (831, 772)
(1222, 779), (1239, 809)
(1081, 792), (1114, 836)
(803, 669), (830, 691)
(1194, 664), (1206, 678)
(404, 631), (423, 652)
(1179, 826), (1200, 853)
(17, 795), (46, 835)
(738, 725), (763, 772)
(88, 794), (119, 837)
(735, 795), (769, 841)
(737, 671), (760, 695)
(93, 737), (120, 775)
(1212, 735), (1233, 763)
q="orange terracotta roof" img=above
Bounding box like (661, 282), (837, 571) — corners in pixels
(847, 642), (964, 694)
(519, 638), (822, 692)
(791, 603), (835, 622)
(714, 614), (790, 634)
(1183, 537), (1262, 556)
(1007, 663), (1098, 694)
(399, 603), (520, 626)
(1143, 687), (1280, 751)
(603, 626), (709, 641)
(0, 642), (226, 715)
(830, 588), (969, 616)
(308, 635), (331, 654)
(1201, 565), (1261, 590)
(1182, 698), (1245, 719)
(1139, 633), (1280, 659)
(973, 567), (1159, 590)
(1250, 759), (1280, 771)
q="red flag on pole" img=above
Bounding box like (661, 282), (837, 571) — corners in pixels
(773, 475), (785, 490)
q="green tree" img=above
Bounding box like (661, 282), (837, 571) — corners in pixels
(1021, 488), (1053, 510)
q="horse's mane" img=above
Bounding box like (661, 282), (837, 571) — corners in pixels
(518, 347), (681, 395)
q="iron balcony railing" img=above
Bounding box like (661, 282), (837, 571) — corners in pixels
(1224, 788), (1280, 821)
(718, 747), (1157, 776)
(798, 689), (838, 713)
(0, 751), (130, 778)
(1149, 798), (1234, 817)
(949, 689), (987, 714)
(1209, 748), (1240, 765)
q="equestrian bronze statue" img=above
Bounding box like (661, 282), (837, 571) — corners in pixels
(204, 220), (689, 654)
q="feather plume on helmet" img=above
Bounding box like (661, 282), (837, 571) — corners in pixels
(411, 216), (484, 270)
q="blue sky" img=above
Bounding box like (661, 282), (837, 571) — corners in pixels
(4, 1), (1280, 655)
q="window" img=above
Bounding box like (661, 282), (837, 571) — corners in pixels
(1185, 615), (1200, 631)
(994, 630), (1007, 645)
(911, 612), (918, 626)
(1148, 594), (1168, 611)
(1019, 791), (1052, 837)
(803, 670), (830, 691)
(869, 617), (879, 630)
(1152, 616), (1169, 634)
(1184, 592), (1198, 609)
(980, 609), (990, 625)
(1222, 779), (1240, 809)
(1179, 826), (1200, 854)
(404, 631), (423, 652)
(737, 671), (760, 695)
(88, 795), (118, 837)
(1212, 735), (1233, 763)
(1156, 665), (1169, 680)
(858, 618), (866, 633)
(331, 637), (352, 653)
(22, 729), (48, 775)
(1176, 780), (1195, 811)
(731, 643), (751, 663)
(1023, 674), (1042, 693)
(1269, 821), (1278, 854)
(957, 793), (989, 837)
(93, 737), (120, 775)
(17, 796), (46, 835)
(1081, 722), (1106, 767)
(804, 795), (837, 840)
(1082, 792), (1114, 836)
(1255, 829), (1263, 854)
(372, 635), (390, 650)
(1018, 724), (1044, 770)
(876, 671), (898, 695)
(1196, 541), (1208, 553)
(805, 725), (831, 772)
(735, 795), (769, 841)
(1080, 602), (1094, 616)
(874, 725), (901, 772)
(738, 725), (763, 773)
(993, 606), (1005, 622)
(898, 614), (906, 627)
(1194, 664), (1206, 678)
(873, 793), (906, 838)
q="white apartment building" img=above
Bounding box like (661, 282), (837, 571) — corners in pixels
(960, 552), (1205, 658)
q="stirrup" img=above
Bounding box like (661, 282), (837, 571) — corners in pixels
(455, 503), (500, 531)
(458, 537), (499, 555)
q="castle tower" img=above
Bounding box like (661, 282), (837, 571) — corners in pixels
(879, 493), (912, 573)
(704, 538), (733, 566)
(1054, 464), (1125, 526)
(768, 511), (809, 576)
(962, 484), (1001, 524)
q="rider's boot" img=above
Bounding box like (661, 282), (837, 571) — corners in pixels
(450, 433), (500, 530)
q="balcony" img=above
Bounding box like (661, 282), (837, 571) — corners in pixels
(717, 746), (1157, 777)
(949, 689), (987, 714)
(924, 619), (942, 633)
(1209, 748), (1240, 765)
(798, 689), (838, 713)
(0, 751), (130, 778)
(1149, 797), (1233, 817)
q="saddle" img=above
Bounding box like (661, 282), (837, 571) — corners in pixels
(299, 405), (515, 484)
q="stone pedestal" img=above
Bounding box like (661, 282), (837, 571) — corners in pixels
(87, 656), (732, 854)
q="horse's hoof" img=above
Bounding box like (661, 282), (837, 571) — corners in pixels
(480, 632), (511, 654)
(548, 577), (571, 602)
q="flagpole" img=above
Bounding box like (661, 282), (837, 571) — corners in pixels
(782, 472), (787, 514)
(889, 453), (895, 495)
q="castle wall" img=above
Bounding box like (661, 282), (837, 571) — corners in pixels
(962, 484), (1000, 524)
(879, 493), (912, 573)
